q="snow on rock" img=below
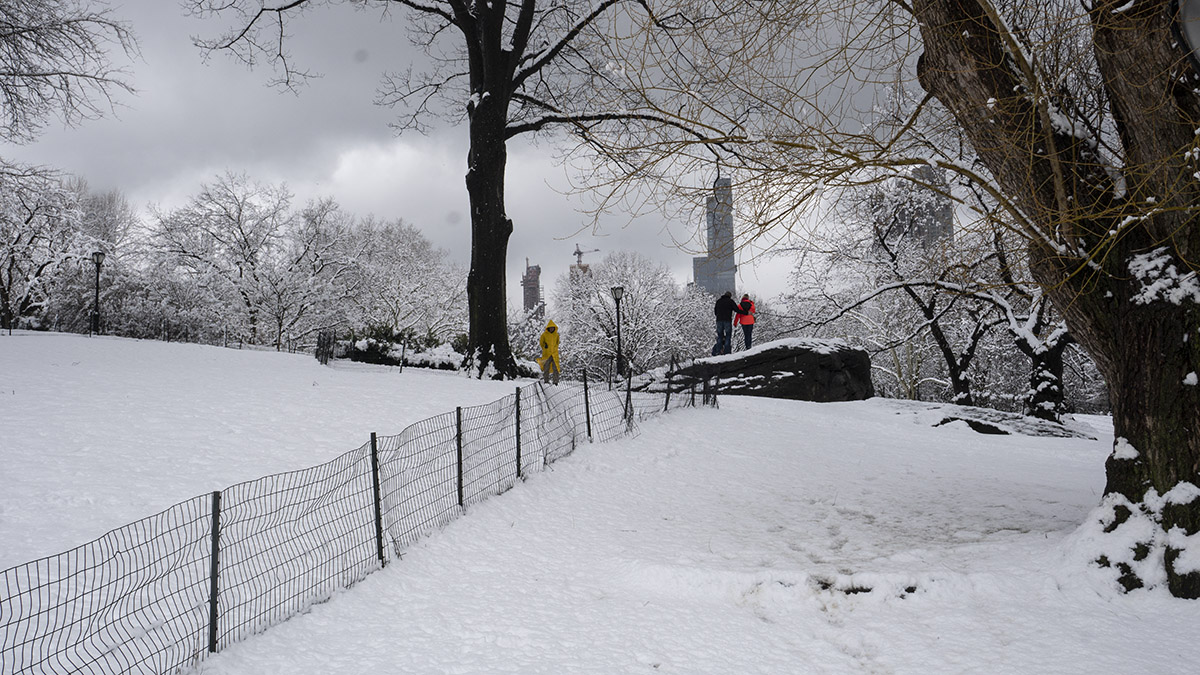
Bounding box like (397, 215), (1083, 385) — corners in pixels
(1184, 371), (1198, 386)
(893, 399), (1096, 439)
(633, 338), (873, 402)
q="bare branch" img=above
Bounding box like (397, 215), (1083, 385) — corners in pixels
(0, 0), (138, 143)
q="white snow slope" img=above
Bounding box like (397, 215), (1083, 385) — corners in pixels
(2, 332), (1197, 674)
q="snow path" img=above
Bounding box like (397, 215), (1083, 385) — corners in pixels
(194, 400), (1193, 674)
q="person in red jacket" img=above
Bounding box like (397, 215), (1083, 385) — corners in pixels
(734, 294), (756, 350)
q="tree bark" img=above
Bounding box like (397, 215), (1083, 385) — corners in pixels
(464, 89), (518, 378)
(1017, 332), (1070, 423)
(914, 0), (1200, 596)
(1009, 322), (1072, 423)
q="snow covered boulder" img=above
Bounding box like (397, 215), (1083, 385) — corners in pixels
(636, 338), (874, 402)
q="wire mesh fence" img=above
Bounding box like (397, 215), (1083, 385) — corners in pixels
(1, 371), (714, 675)
(214, 445), (380, 651)
(0, 495), (213, 675)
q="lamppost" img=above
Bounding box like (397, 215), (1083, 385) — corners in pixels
(610, 285), (624, 377)
(91, 251), (105, 335)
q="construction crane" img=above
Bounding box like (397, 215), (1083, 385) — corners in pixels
(573, 243), (600, 265)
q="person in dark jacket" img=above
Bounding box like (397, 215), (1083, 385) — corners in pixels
(711, 291), (747, 356)
(734, 294), (756, 350)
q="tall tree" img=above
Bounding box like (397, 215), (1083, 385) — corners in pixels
(188, 0), (691, 378)
(579, 0), (1199, 595)
(0, 0), (136, 328)
(910, 0), (1200, 597)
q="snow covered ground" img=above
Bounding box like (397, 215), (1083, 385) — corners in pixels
(0, 331), (517, 568)
(3, 332), (1197, 673)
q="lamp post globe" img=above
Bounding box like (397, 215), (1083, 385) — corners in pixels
(610, 286), (625, 377)
(91, 251), (105, 335)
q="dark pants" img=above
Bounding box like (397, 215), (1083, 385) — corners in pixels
(541, 358), (559, 385)
(712, 320), (733, 355)
(741, 324), (753, 350)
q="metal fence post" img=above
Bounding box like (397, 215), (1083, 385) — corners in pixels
(369, 433), (386, 567)
(514, 387), (523, 479)
(456, 406), (464, 508)
(664, 354), (676, 412)
(207, 490), (222, 654)
(624, 371), (634, 432)
(582, 368), (593, 440)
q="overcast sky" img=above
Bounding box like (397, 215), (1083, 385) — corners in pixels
(5, 0), (794, 310)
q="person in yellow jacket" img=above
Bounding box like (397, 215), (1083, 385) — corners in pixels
(537, 320), (561, 385)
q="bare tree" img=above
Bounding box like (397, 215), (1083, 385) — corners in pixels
(549, 250), (710, 377)
(0, 0), (136, 329)
(586, 0), (1199, 595)
(0, 169), (89, 330)
(345, 216), (467, 344)
(257, 198), (360, 349)
(0, 0), (136, 144)
(151, 172), (297, 345)
(187, 0), (706, 378)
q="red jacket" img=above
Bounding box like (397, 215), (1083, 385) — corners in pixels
(735, 299), (755, 325)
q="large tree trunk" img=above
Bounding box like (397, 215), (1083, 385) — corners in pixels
(464, 93), (518, 378)
(1099, 300), (1200, 596)
(914, 0), (1200, 596)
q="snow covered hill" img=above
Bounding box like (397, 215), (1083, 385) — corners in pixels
(0, 331), (518, 568)
(2, 332), (1196, 674)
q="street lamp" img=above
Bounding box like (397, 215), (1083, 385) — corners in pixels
(610, 285), (624, 377)
(91, 251), (105, 335)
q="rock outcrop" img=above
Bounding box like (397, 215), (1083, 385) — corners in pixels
(635, 338), (874, 402)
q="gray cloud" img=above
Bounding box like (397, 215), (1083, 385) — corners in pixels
(3, 0), (792, 314)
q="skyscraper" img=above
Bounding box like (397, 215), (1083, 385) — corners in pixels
(692, 177), (737, 295)
(521, 258), (544, 319)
